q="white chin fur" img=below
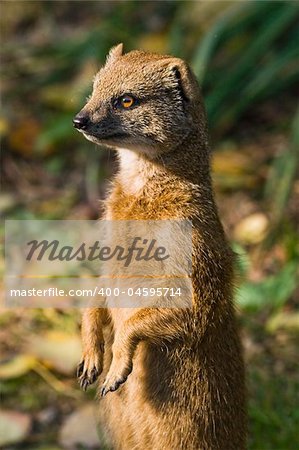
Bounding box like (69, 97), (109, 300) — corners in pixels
(82, 132), (101, 145)
(117, 148), (156, 196)
(82, 132), (157, 158)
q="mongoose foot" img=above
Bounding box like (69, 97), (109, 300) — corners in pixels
(101, 361), (133, 397)
(77, 344), (104, 391)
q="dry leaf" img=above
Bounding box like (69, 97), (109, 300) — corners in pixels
(267, 312), (299, 334)
(234, 213), (269, 245)
(27, 331), (81, 375)
(0, 354), (37, 379)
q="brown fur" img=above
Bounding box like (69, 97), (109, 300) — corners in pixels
(75, 44), (247, 450)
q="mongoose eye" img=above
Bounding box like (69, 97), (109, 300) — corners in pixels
(121, 96), (134, 108)
(113, 95), (137, 110)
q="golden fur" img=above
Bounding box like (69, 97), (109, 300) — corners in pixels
(76, 44), (247, 450)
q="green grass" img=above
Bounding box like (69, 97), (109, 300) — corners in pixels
(248, 369), (299, 449)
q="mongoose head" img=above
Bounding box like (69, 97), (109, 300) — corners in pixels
(74, 44), (203, 158)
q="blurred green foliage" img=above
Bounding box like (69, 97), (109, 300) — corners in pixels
(237, 259), (298, 311)
(193, 1), (299, 129)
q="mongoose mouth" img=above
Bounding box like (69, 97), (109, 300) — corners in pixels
(101, 132), (129, 140)
(83, 131), (129, 141)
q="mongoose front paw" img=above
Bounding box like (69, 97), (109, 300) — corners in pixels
(101, 361), (133, 397)
(101, 364), (133, 397)
(101, 374), (127, 397)
(77, 344), (104, 391)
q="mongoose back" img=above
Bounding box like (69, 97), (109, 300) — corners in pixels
(74, 44), (246, 450)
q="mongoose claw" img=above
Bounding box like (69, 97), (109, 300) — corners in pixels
(80, 376), (89, 392)
(100, 359), (132, 396)
(101, 374), (128, 397)
(77, 349), (103, 391)
(78, 364), (100, 391)
(100, 385), (108, 397)
(77, 361), (84, 378)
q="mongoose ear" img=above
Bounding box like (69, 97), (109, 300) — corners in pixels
(165, 58), (199, 103)
(106, 43), (124, 65)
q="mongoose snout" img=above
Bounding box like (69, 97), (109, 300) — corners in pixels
(73, 112), (90, 130)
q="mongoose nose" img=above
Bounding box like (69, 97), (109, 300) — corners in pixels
(73, 114), (90, 130)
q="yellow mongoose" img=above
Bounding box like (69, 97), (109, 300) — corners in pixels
(74, 44), (246, 450)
